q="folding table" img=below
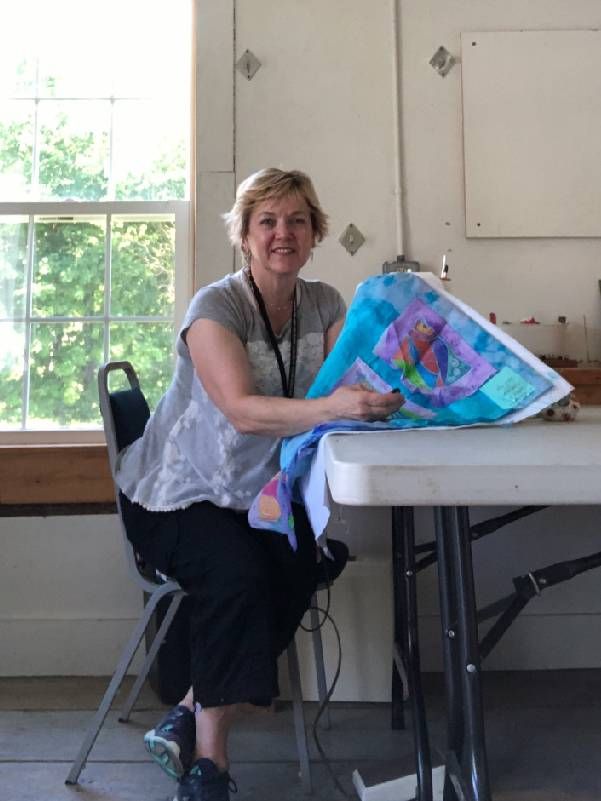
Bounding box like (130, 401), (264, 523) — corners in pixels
(323, 407), (601, 801)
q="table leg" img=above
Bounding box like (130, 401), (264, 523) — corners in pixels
(394, 506), (433, 801)
(434, 506), (492, 801)
(392, 506), (408, 730)
(434, 507), (463, 801)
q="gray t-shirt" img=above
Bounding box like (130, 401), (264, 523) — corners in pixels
(115, 269), (345, 511)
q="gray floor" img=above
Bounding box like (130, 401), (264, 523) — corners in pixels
(1, 671), (600, 801)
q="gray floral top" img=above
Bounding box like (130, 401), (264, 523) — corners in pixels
(115, 269), (345, 511)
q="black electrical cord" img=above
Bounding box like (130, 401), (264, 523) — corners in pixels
(298, 554), (353, 799)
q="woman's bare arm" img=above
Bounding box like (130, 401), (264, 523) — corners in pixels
(186, 318), (404, 437)
(325, 316), (344, 356)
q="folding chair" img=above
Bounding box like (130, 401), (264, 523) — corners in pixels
(66, 360), (332, 793)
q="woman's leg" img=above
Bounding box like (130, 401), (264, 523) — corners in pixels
(123, 497), (342, 779)
(263, 504), (348, 656)
(166, 503), (282, 771)
(193, 704), (241, 771)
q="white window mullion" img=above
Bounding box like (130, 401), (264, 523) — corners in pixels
(30, 59), (41, 198)
(107, 98), (116, 201)
(21, 214), (36, 429)
(174, 201), (193, 330)
(103, 213), (112, 364)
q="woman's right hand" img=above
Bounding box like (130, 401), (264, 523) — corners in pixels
(326, 384), (405, 422)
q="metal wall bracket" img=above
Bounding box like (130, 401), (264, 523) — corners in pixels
(382, 255), (420, 273)
(429, 46), (456, 77)
(339, 223), (365, 255)
(236, 49), (262, 81)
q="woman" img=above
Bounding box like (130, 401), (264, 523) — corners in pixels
(116, 168), (403, 801)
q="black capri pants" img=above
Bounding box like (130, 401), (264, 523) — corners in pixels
(120, 495), (339, 708)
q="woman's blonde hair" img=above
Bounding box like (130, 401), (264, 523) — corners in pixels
(222, 168), (329, 252)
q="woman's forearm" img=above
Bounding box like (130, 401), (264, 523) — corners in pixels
(225, 384), (404, 437)
(225, 394), (334, 437)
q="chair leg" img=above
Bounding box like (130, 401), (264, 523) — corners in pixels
(119, 591), (185, 722)
(65, 592), (168, 785)
(287, 639), (313, 794)
(310, 595), (331, 730)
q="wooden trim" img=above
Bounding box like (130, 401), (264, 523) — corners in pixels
(557, 368), (601, 405)
(0, 445), (114, 506)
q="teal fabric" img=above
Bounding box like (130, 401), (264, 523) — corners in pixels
(248, 272), (567, 548)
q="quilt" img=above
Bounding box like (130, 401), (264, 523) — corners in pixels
(248, 271), (572, 549)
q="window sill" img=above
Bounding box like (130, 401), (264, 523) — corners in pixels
(0, 444), (115, 508)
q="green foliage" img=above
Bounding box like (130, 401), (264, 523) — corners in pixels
(111, 220), (175, 316)
(28, 322), (104, 426)
(115, 145), (186, 201)
(33, 221), (105, 317)
(0, 222), (27, 318)
(0, 105), (185, 428)
(0, 119), (33, 189)
(110, 323), (174, 409)
(38, 117), (108, 200)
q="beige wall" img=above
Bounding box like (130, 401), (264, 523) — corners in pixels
(3, 0), (601, 698)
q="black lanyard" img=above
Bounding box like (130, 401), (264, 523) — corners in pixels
(245, 268), (298, 398)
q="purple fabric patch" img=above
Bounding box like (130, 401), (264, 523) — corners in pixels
(374, 298), (496, 407)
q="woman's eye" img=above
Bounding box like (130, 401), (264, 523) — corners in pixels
(260, 218), (275, 226)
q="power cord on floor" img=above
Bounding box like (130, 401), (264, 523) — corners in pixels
(299, 556), (353, 799)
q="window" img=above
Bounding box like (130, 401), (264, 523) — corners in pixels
(0, 0), (193, 441)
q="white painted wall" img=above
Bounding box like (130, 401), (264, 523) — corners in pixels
(3, 0), (601, 700)
(0, 514), (145, 676)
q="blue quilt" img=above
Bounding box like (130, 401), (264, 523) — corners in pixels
(248, 271), (571, 548)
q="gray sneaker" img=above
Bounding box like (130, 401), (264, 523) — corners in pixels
(144, 704), (195, 780)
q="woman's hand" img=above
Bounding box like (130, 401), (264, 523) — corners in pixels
(326, 384), (405, 422)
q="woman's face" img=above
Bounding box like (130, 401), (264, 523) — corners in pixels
(243, 193), (315, 281)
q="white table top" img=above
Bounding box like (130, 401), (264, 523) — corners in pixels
(324, 407), (601, 507)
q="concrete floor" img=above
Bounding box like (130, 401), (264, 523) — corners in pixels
(1, 670), (600, 801)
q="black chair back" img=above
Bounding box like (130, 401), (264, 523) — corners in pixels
(109, 387), (150, 453)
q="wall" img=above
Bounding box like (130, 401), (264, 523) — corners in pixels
(400, 0), (601, 356)
(3, 0), (601, 700)
(0, 515), (145, 676)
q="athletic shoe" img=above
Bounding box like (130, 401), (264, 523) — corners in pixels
(174, 758), (237, 801)
(144, 704), (196, 780)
